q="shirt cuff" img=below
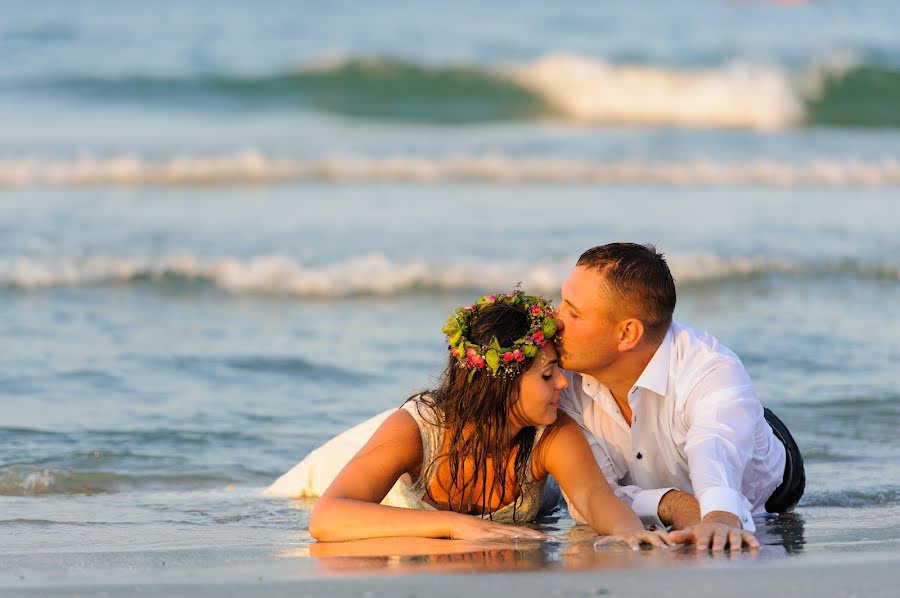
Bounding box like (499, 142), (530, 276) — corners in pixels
(631, 487), (675, 530)
(698, 486), (755, 532)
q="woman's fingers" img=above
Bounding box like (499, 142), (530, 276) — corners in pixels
(593, 529), (672, 550)
(656, 530), (676, 547)
(482, 522), (548, 541)
(641, 531), (666, 548)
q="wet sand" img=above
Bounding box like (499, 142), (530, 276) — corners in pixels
(4, 533), (898, 598)
(5, 555), (898, 598)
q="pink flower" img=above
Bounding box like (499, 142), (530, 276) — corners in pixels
(531, 305), (542, 315)
(513, 350), (525, 362)
(532, 331), (544, 342)
(503, 352), (514, 362)
(485, 295), (496, 302)
(450, 347), (459, 357)
(466, 305), (476, 311)
(538, 340), (547, 348)
(466, 348), (485, 368)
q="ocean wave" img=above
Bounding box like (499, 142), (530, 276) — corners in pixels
(509, 54), (803, 130)
(3, 152), (900, 187)
(171, 354), (378, 383)
(24, 55), (900, 129)
(801, 487), (900, 508)
(1, 252), (897, 296)
(0, 467), (236, 496)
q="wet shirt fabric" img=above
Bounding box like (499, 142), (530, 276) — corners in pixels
(559, 320), (786, 532)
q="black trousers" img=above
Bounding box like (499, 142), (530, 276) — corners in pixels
(763, 407), (806, 513)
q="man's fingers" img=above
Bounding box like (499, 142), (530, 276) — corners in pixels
(695, 529), (713, 551)
(743, 531), (760, 549)
(667, 530), (691, 544)
(711, 529), (727, 552)
(727, 529), (743, 551)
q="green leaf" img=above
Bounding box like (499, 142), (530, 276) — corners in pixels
(485, 349), (500, 373)
(489, 336), (502, 352)
(442, 318), (460, 336)
(449, 330), (462, 346)
(523, 344), (538, 358)
(542, 319), (558, 337)
(467, 368), (476, 383)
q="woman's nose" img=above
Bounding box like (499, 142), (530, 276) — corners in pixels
(556, 372), (568, 390)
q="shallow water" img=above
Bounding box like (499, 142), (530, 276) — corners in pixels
(2, 0), (899, 586)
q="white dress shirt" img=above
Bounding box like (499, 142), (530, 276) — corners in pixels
(559, 320), (786, 532)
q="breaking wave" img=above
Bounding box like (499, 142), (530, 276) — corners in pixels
(1, 252), (897, 296)
(0, 467), (236, 496)
(24, 55), (900, 129)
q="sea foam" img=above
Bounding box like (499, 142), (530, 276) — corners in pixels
(2, 152), (899, 187)
(2, 252), (897, 296)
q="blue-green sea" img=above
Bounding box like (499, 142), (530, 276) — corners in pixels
(1, 0), (899, 588)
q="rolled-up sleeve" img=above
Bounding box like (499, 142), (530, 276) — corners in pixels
(630, 487), (676, 529)
(684, 367), (760, 531)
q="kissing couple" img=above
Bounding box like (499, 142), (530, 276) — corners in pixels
(266, 243), (805, 551)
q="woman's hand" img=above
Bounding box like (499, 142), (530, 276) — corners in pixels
(593, 527), (675, 550)
(447, 513), (549, 541)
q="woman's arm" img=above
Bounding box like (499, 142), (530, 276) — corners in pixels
(537, 413), (673, 548)
(309, 408), (546, 542)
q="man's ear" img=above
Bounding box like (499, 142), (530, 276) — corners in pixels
(617, 318), (645, 351)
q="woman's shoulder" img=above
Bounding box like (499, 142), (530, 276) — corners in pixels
(531, 412), (583, 478)
(400, 392), (441, 421)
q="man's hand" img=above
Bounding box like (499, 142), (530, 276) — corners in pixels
(668, 511), (760, 551)
(657, 490), (701, 530)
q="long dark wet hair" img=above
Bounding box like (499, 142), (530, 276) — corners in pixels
(410, 300), (536, 520)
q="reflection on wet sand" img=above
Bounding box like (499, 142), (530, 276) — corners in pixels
(760, 513), (807, 554)
(277, 515), (804, 576)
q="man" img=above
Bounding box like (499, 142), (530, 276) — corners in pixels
(556, 243), (805, 551)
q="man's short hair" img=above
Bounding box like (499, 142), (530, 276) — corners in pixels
(576, 243), (676, 341)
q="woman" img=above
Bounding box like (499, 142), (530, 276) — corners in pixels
(298, 290), (671, 547)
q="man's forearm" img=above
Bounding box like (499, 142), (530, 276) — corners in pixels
(657, 490), (701, 529)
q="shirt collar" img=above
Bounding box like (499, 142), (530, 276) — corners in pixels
(632, 324), (673, 397)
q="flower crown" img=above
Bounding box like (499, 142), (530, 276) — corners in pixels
(442, 288), (558, 382)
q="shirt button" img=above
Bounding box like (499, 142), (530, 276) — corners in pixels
(636, 452), (643, 460)
(648, 525), (657, 531)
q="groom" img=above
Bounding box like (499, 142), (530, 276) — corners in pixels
(556, 242), (804, 551)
